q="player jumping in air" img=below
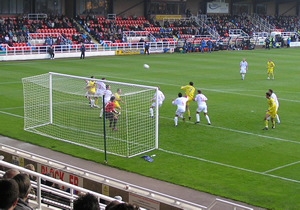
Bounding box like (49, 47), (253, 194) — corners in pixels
(85, 76), (96, 108)
(95, 77), (106, 108)
(263, 92), (277, 130)
(181, 82), (195, 120)
(266, 59), (275, 80)
(99, 85), (112, 118)
(193, 90), (211, 125)
(149, 86), (165, 118)
(172, 92), (188, 127)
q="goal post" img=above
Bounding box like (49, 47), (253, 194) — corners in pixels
(22, 72), (159, 158)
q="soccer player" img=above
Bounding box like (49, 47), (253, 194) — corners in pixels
(105, 96), (119, 131)
(266, 59), (275, 80)
(240, 58), (248, 80)
(263, 92), (277, 130)
(181, 82), (195, 120)
(193, 90), (211, 125)
(114, 88), (125, 112)
(85, 76), (96, 108)
(268, 89), (280, 124)
(172, 92), (188, 127)
(99, 85), (112, 118)
(149, 86), (165, 118)
(95, 77), (106, 108)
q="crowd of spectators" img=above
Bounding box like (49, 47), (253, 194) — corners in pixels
(1, 165), (140, 210)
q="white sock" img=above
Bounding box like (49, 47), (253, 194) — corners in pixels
(150, 108), (153, 117)
(205, 115), (211, 124)
(196, 113), (200, 122)
(174, 117), (178, 126)
(276, 114), (280, 123)
(91, 99), (95, 106)
(99, 108), (103, 117)
(242, 74), (245, 80)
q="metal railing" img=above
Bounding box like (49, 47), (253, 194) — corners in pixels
(0, 144), (205, 210)
(253, 13), (275, 31)
(229, 29), (249, 38)
(0, 160), (121, 210)
(0, 40), (178, 57)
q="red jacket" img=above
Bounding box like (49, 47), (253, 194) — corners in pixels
(105, 101), (116, 113)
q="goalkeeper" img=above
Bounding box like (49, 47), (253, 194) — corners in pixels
(105, 96), (119, 131)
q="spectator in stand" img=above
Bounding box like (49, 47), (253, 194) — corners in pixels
(3, 168), (20, 179)
(13, 174), (33, 210)
(24, 164), (36, 181)
(0, 179), (19, 210)
(73, 193), (100, 210)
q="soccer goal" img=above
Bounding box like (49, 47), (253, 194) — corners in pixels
(22, 72), (159, 158)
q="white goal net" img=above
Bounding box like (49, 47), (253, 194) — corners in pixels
(22, 72), (159, 158)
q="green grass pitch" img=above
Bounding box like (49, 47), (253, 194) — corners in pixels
(1, 48), (300, 209)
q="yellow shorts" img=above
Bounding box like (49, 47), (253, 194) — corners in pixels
(186, 96), (193, 105)
(267, 69), (273, 74)
(267, 110), (277, 119)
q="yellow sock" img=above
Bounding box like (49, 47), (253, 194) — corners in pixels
(95, 98), (98, 105)
(265, 120), (268, 127)
(272, 121), (275, 128)
(187, 110), (190, 117)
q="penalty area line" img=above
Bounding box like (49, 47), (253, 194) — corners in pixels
(159, 148), (300, 184)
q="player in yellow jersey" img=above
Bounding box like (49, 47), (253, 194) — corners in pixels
(85, 76), (97, 108)
(263, 92), (277, 130)
(181, 82), (195, 120)
(266, 59), (275, 80)
(114, 88), (125, 113)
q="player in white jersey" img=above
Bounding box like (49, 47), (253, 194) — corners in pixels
(172, 92), (188, 126)
(149, 86), (165, 118)
(240, 58), (248, 80)
(268, 89), (280, 124)
(193, 90), (211, 125)
(99, 85), (112, 118)
(95, 77), (106, 97)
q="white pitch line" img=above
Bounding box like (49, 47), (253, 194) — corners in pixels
(2, 109), (300, 184)
(159, 148), (300, 184)
(263, 160), (300, 174)
(0, 111), (23, 118)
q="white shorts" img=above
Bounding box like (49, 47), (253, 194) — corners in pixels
(151, 102), (163, 108)
(197, 105), (207, 113)
(175, 109), (185, 116)
(95, 89), (104, 97)
(240, 69), (246, 74)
